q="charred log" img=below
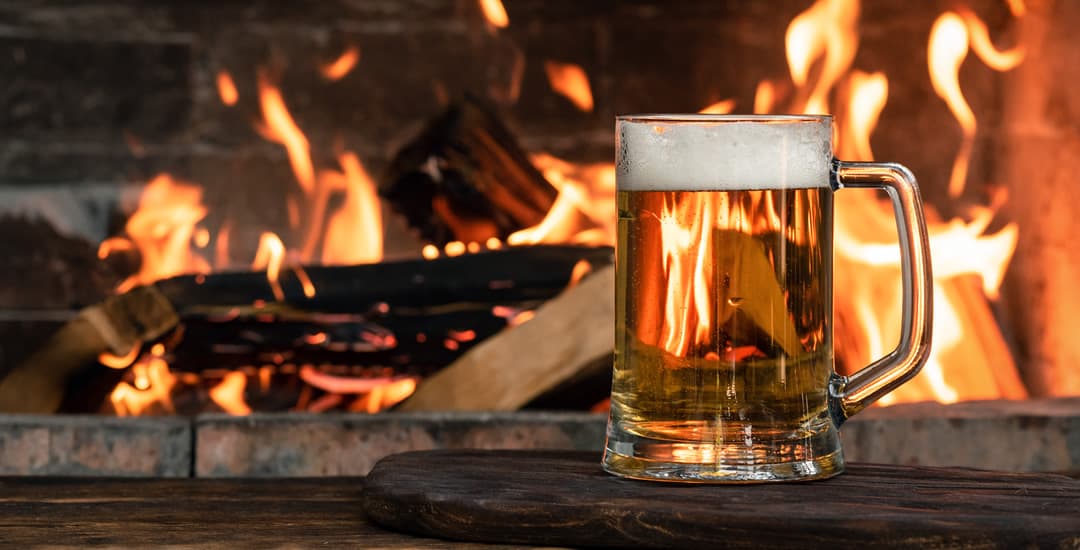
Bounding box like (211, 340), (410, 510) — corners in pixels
(382, 95), (557, 246)
(0, 245), (612, 413)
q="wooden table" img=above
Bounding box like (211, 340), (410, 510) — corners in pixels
(0, 477), (507, 549)
(3, 453), (1079, 549)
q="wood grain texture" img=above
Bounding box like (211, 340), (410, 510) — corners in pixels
(363, 450), (1080, 549)
(0, 477), (525, 549)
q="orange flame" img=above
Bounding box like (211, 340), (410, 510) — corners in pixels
(508, 153), (615, 246)
(320, 45), (360, 81)
(216, 71), (239, 106)
(754, 81), (777, 113)
(478, 0), (509, 28)
(810, 1), (1025, 404)
(105, 174), (210, 292)
(110, 357), (176, 416)
(543, 61), (594, 112)
(928, 13), (976, 198)
(698, 99), (736, 114)
(321, 152), (383, 265)
(257, 70), (316, 195)
(784, 0), (860, 114)
(209, 371), (252, 416)
(253, 232), (286, 302)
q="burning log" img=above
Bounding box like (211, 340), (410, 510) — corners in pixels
(399, 264), (614, 412)
(166, 244), (611, 374)
(0, 286), (178, 413)
(0, 245), (612, 413)
(382, 95), (558, 246)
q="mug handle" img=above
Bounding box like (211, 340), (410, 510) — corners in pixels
(829, 160), (934, 424)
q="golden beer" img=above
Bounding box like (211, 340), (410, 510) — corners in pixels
(604, 114), (933, 483)
(606, 187), (839, 481)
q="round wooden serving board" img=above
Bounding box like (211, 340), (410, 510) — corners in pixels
(362, 450), (1080, 549)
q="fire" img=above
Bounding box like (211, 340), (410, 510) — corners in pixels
(321, 153), (383, 265)
(99, 0), (1030, 415)
(782, 0), (1025, 404)
(699, 99), (736, 114)
(543, 61), (594, 112)
(508, 153), (615, 246)
(320, 45), (360, 81)
(252, 232), (287, 302)
(929, 10), (1025, 198)
(257, 69), (316, 195)
(928, 13), (976, 199)
(784, 0), (859, 113)
(110, 357), (176, 416)
(102, 65), (386, 415)
(478, 0), (509, 28)
(209, 371), (252, 416)
(103, 174), (210, 292)
(216, 71), (239, 106)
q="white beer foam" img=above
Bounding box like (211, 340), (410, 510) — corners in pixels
(616, 116), (832, 190)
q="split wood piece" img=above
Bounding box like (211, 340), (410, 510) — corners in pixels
(0, 286), (178, 413)
(363, 449), (1080, 549)
(382, 95), (558, 245)
(398, 264), (614, 412)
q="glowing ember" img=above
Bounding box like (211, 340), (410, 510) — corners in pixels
(320, 45), (360, 81)
(543, 61), (594, 112)
(216, 71), (239, 106)
(478, 0), (509, 28)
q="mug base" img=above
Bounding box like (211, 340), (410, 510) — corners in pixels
(602, 421), (845, 483)
(602, 449), (843, 483)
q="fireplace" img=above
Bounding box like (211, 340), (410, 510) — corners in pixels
(0, 0), (1077, 476)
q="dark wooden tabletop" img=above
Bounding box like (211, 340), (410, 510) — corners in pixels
(0, 477), (526, 549)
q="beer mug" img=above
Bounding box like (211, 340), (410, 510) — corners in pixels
(604, 115), (932, 482)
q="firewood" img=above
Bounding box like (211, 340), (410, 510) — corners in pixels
(155, 245), (610, 314)
(382, 95), (558, 245)
(0, 286), (179, 413)
(398, 265), (614, 412)
(0, 246), (612, 413)
(162, 245), (613, 374)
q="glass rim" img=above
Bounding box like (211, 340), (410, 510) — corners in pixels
(616, 114), (831, 124)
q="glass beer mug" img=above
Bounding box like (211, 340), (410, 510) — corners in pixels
(603, 115), (933, 482)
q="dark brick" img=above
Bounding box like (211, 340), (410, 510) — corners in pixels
(0, 36), (192, 145)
